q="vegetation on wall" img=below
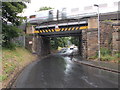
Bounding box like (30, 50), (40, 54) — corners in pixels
(90, 48), (120, 63)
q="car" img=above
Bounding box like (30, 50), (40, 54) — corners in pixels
(58, 48), (67, 55)
(58, 48), (74, 56)
(72, 47), (78, 55)
(64, 48), (74, 56)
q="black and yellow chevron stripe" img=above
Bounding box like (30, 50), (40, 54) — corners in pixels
(34, 26), (88, 33)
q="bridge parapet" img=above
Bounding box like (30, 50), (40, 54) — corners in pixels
(88, 18), (98, 29)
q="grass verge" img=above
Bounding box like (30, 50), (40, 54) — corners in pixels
(89, 48), (120, 63)
(1, 47), (37, 88)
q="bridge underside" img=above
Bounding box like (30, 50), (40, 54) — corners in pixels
(38, 30), (82, 37)
(35, 24), (88, 37)
(33, 34), (82, 57)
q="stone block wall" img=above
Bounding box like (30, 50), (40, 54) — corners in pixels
(38, 36), (51, 56)
(88, 18), (98, 29)
(87, 29), (98, 57)
(81, 30), (88, 58)
(82, 29), (98, 58)
(100, 22), (113, 50)
(112, 25), (120, 53)
(26, 26), (35, 34)
(25, 35), (33, 52)
(25, 35), (51, 57)
(82, 21), (120, 59)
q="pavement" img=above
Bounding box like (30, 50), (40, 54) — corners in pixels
(72, 56), (119, 73)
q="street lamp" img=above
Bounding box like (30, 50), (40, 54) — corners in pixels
(94, 4), (100, 61)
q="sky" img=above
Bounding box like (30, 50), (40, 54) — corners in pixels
(20, 0), (120, 17)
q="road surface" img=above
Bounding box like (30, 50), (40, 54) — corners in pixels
(12, 54), (118, 88)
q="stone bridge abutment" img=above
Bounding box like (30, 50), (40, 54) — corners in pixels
(25, 20), (120, 59)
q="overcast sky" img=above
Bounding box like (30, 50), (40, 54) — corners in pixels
(21, 0), (120, 17)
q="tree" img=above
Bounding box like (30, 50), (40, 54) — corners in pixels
(50, 37), (69, 50)
(70, 36), (79, 46)
(38, 6), (53, 11)
(2, 2), (27, 48)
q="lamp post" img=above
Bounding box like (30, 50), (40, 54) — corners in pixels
(94, 4), (100, 61)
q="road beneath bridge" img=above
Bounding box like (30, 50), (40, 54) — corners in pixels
(12, 54), (118, 88)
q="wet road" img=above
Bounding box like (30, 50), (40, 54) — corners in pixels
(13, 54), (118, 88)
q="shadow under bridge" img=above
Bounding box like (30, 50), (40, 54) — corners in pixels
(32, 21), (88, 57)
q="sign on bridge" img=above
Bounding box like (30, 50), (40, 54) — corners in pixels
(34, 26), (88, 34)
(55, 25), (60, 32)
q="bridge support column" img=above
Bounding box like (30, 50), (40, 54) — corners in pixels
(78, 32), (83, 57)
(81, 29), (88, 59)
(35, 36), (50, 57)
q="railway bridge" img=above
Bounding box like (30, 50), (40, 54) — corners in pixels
(26, 11), (119, 58)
